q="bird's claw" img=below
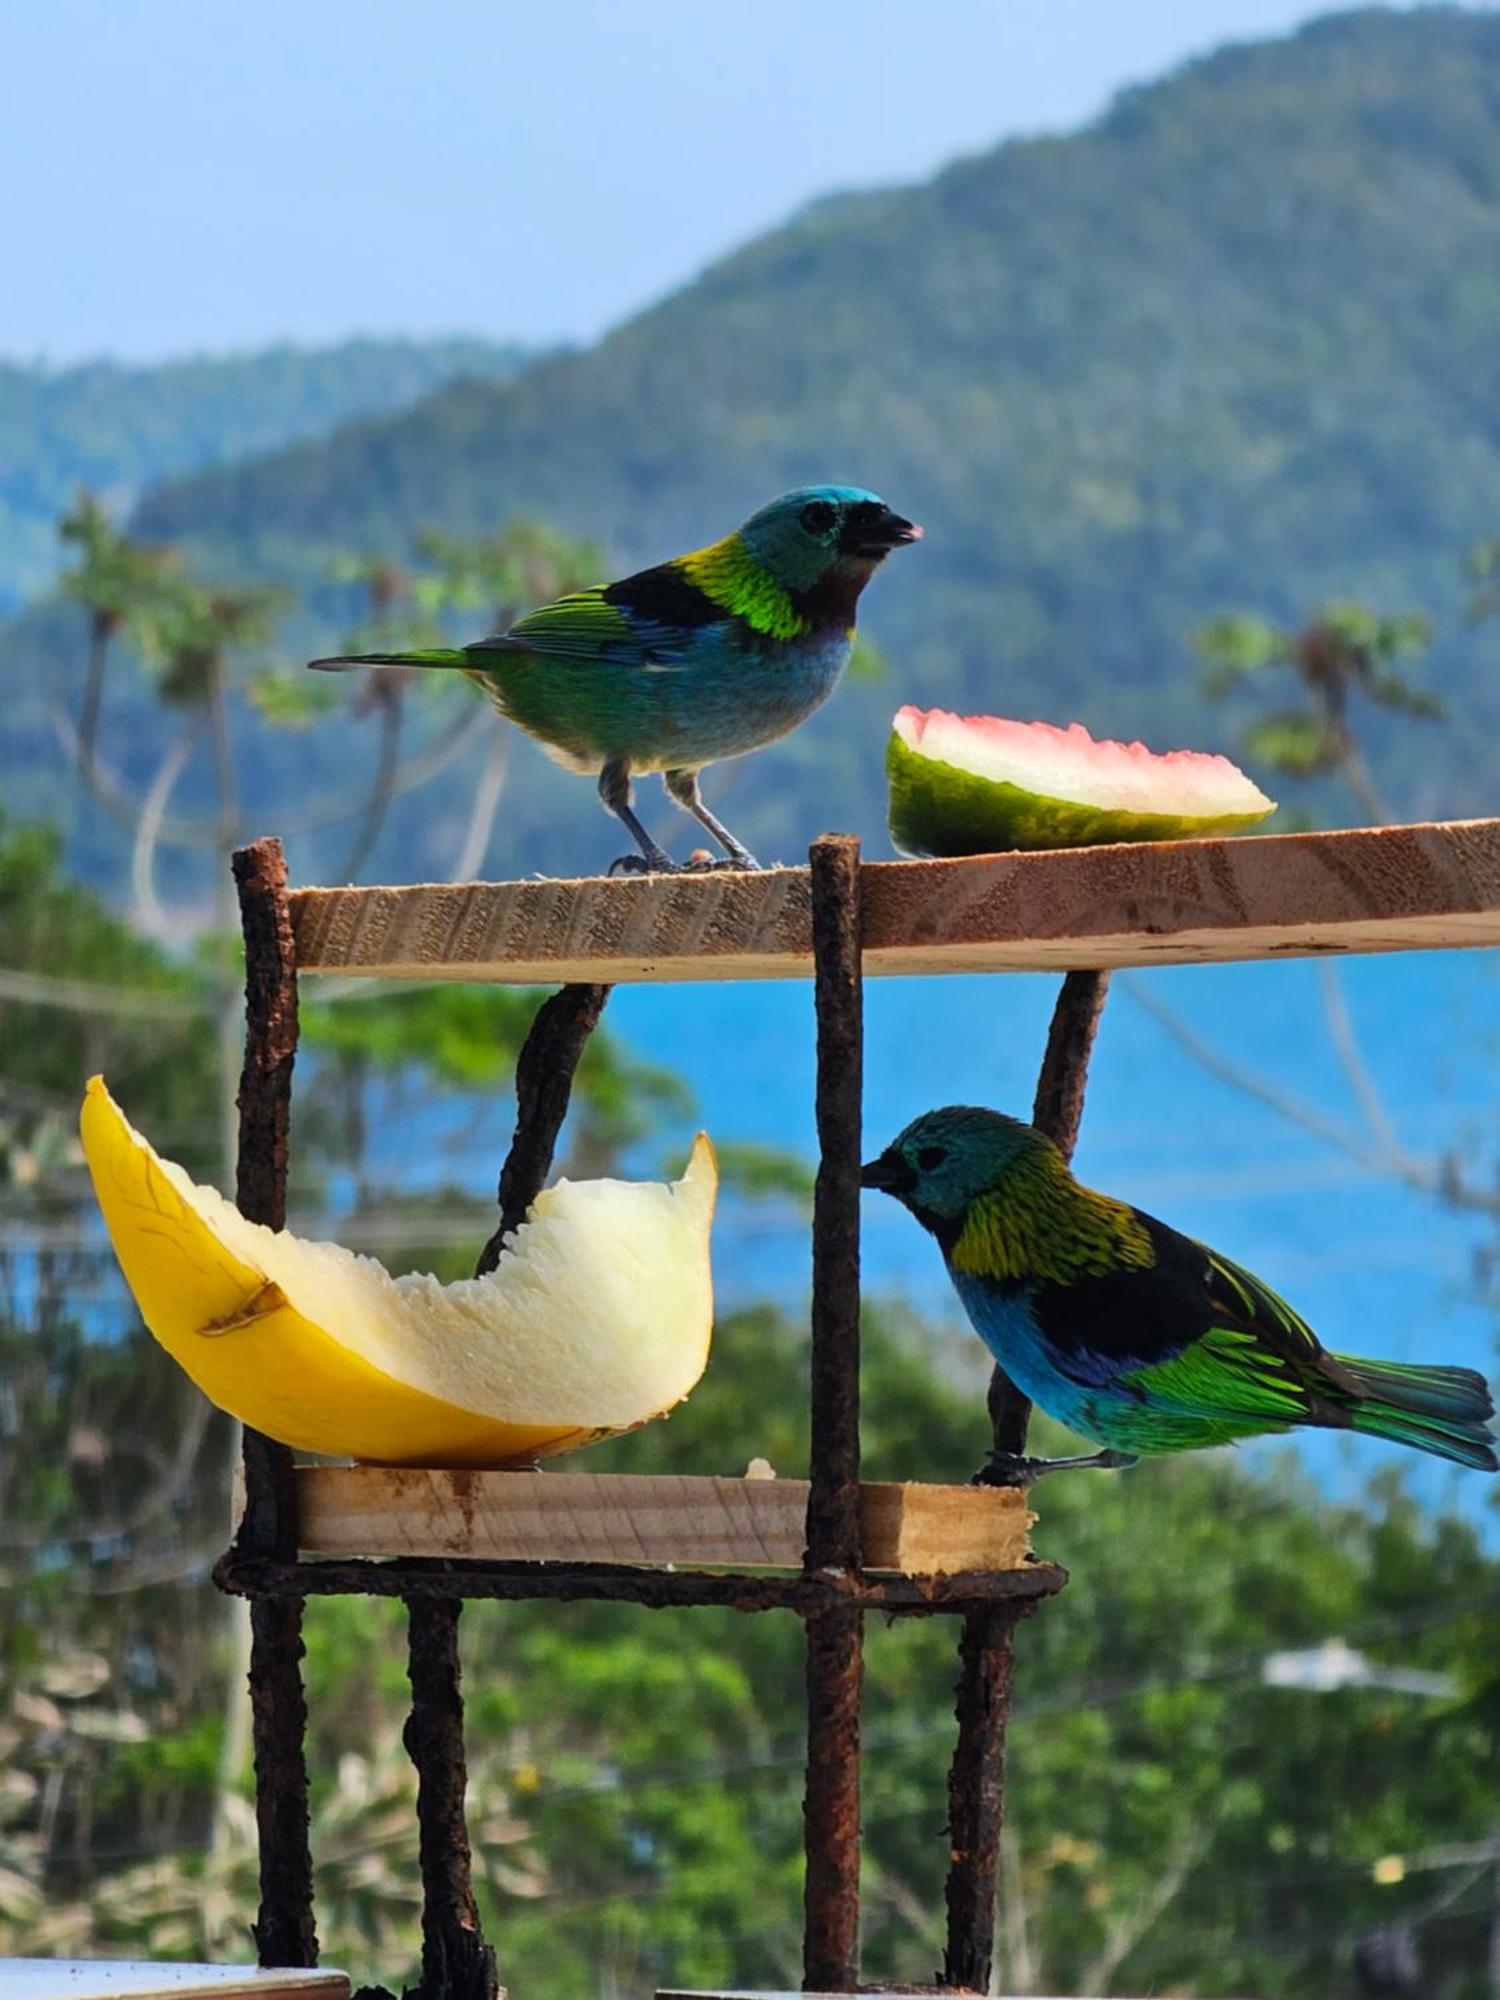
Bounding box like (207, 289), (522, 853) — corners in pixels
(608, 852), (674, 877)
(607, 851), (763, 877)
(684, 850), (761, 872)
(971, 1448), (1139, 1490)
(971, 1453), (1044, 1492)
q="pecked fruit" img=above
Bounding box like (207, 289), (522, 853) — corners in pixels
(80, 1076), (716, 1467)
(887, 705), (1276, 857)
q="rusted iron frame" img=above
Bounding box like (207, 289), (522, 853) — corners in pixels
(227, 835), (1092, 1996)
(230, 836), (319, 1971)
(404, 980), (611, 1999)
(218, 1550), (1067, 1612)
(802, 836), (867, 1993)
(405, 1596), (499, 2000)
(941, 969), (1110, 1993)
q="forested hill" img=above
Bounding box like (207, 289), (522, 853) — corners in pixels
(0, 336), (532, 608)
(125, 7), (1500, 838)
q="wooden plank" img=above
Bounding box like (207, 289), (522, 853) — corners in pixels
(289, 818), (1500, 983)
(0, 1968), (351, 2000)
(294, 1470), (1033, 1576)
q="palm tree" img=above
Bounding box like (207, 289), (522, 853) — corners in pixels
(58, 492), (179, 774)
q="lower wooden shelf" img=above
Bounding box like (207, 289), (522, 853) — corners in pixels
(293, 1469), (1034, 1576)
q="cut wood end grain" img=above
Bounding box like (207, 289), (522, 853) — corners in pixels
(293, 1469), (1035, 1577)
(287, 818), (1500, 984)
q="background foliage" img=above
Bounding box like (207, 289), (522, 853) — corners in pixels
(2, 9), (1499, 1997)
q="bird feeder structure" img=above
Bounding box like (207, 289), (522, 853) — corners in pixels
(218, 819), (1500, 2000)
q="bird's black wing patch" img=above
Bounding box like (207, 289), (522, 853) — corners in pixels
(1033, 1208), (1349, 1415)
(603, 562), (723, 630)
(1029, 1214), (1219, 1384)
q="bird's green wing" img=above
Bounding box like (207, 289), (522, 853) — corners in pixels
(477, 564), (725, 670)
(479, 588), (644, 666)
(1124, 1232), (1345, 1424)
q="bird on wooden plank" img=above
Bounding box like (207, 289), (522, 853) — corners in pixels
(309, 486), (921, 874)
(862, 1105), (1498, 1487)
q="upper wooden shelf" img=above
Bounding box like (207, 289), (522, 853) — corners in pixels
(288, 818), (1500, 985)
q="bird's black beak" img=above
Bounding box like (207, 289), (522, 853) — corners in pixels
(860, 1149), (916, 1196)
(843, 506), (924, 557)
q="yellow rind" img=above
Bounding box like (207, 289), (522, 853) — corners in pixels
(80, 1076), (713, 1467)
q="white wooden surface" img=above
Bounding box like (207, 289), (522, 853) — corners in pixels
(0, 1968), (349, 2000)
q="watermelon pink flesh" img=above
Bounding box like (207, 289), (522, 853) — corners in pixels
(887, 706), (1276, 857)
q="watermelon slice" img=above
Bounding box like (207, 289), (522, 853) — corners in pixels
(887, 706), (1276, 857)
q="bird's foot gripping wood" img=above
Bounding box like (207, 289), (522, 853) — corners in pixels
(972, 1446), (1139, 1490)
(606, 850), (761, 877)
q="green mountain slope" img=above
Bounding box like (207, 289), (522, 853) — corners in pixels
(33, 9), (1500, 881)
(0, 336), (533, 609)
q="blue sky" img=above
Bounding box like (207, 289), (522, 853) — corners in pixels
(1, 0), (1466, 364)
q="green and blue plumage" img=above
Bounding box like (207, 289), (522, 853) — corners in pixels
(862, 1106), (1498, 1477)
(310, 486), (920, 872)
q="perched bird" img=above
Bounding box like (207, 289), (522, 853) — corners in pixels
(862, 1105), (1498, 1486)
(310, 486), (921, 872)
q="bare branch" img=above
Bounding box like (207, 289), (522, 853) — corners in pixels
(1316, 960), (1400, 1153)
(448, 730), (510, 882)
(1077, 1818), (1215, 1996)
(52, 703), (220, 850)
(1122, 975), (1500, 1220)
(130, 715), (207, 936)
(336, 681), (405, 883)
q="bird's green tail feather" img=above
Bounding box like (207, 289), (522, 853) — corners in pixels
(307, 649), (470, 673)
(1336, 1356), (1498, 1471)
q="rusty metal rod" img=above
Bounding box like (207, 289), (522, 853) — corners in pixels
(218, 1552), (1067, 1615)
(803, 835), (866, 1993)
(230, 835), (318, 1970)
(941, 969), (1109, 1993)
(404, 1597), (499, 2000)
(402, 982), (611, 1995)
(401, 981), (609, 1997)
(474, 982), (612, 1274)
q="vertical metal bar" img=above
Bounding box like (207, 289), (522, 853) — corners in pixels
(405, 1597), (500, 2000)
(230, 836), (318, 1970)
(474, 982), (612, 1275)
(402, 981), (610, 1999)
(942, 968), (1110, 1992)
(802, 834), (865, 1994)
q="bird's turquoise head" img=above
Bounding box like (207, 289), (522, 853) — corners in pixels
(861, 1106), (1051, 1234)
(737, 485), (921, 593)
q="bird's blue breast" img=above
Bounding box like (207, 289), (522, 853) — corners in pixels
(948, 1267), (1107, 1443)
(626, 623), (851, 772)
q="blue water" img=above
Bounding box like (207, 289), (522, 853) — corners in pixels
(344, 947), (1500, 1511)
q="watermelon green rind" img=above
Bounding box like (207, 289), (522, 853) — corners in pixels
(886, 729), (1276, 858)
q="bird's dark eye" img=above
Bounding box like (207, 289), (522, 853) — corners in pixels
(799, 500), (836, 535)
(916, 1145), (948, 1171)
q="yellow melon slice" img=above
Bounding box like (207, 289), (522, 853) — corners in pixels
(80, 1075), (716, 1466)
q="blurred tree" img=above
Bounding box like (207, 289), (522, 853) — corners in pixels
(1195, 604), (1442, 825)
(1465, 536), (1500, 628)
(57, 494), (179, 780)
(4, 1300), (1497, 1997)
(410, 524), (605, 878)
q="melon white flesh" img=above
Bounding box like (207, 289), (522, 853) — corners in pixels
(81, 1075), (717, 1466)
(887, 706), (1276, 857)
